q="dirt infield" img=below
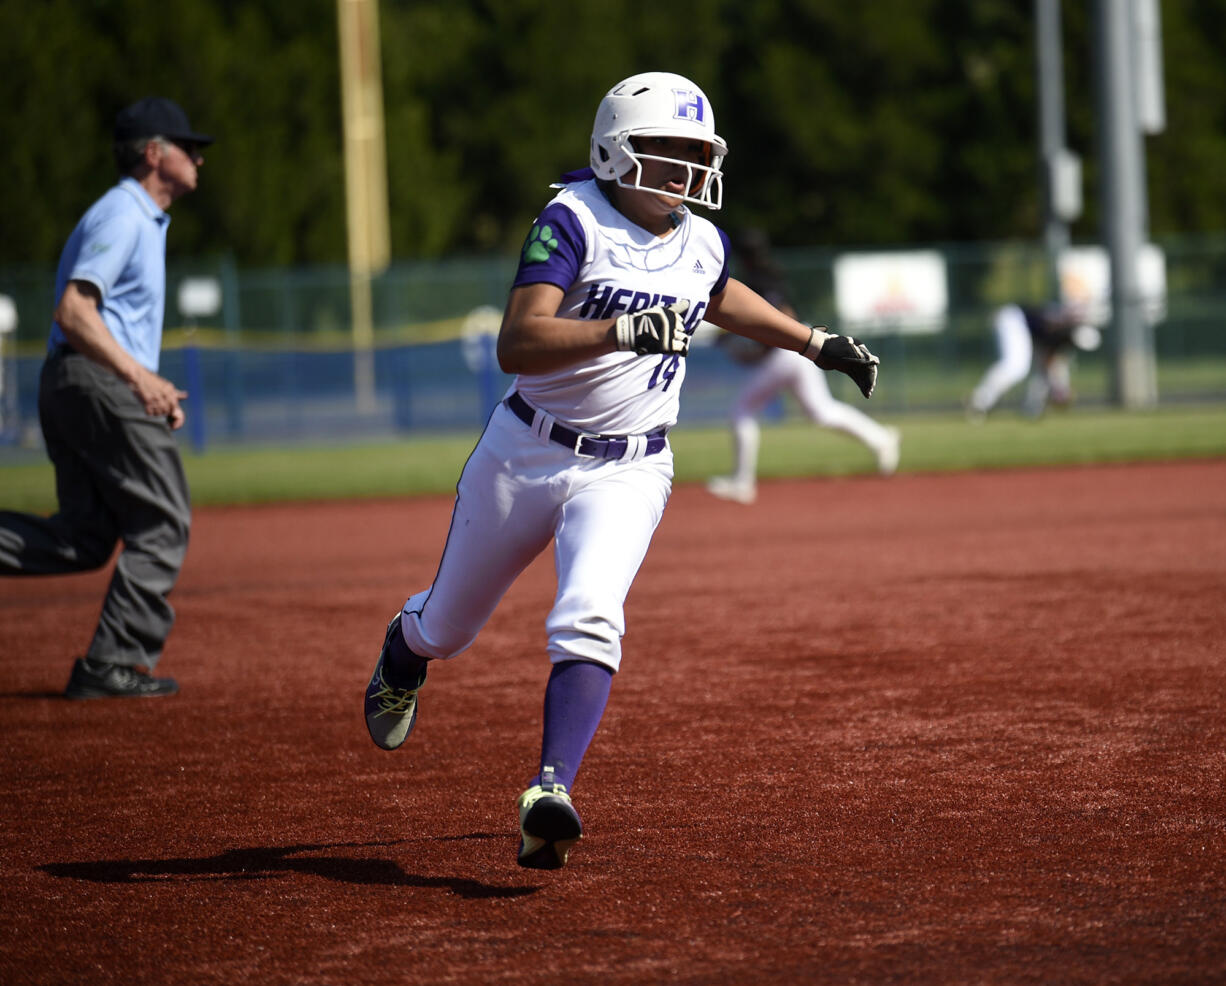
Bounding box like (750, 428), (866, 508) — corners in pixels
(2, 460), (1224, 985)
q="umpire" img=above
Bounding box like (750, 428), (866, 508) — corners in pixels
(0, 97), (212, 699)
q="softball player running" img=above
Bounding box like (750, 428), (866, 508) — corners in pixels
(708, 229), (899, 504)
(363, 72), (880, 869)
(707, 347), (901, 504)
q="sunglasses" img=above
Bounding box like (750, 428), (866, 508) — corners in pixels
(168, 138), (203, 160)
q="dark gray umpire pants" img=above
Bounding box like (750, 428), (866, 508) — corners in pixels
(0, 349), (191, 668)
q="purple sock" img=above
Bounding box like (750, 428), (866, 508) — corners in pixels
(534, 660), (613, 792)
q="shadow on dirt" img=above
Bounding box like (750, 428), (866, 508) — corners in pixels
(39, 839), (538, 900)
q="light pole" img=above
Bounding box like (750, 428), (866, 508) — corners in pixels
(1035, 0), (1080, 298)
(1094, 0), (1160, 407)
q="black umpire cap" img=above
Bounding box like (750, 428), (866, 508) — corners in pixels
(114, 97), (214, 146)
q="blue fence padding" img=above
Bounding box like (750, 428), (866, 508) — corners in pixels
(2, 340), (760, 450)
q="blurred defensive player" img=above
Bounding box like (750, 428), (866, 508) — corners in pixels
(363, 72), (881, 869)
(707, 229), (899, 504)
(968, 301), (1100, 419)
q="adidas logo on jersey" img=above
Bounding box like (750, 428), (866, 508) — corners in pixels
(692, 259), (704, 274)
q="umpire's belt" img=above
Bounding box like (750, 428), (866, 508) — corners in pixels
(505, 391), (668, 461)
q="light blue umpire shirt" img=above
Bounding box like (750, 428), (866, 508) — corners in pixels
(48, 176), (171, 373)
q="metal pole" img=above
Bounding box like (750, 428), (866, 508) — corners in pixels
(338, 0), (391, 415)
(1132, 0), (1167, 239)
(1093, 0), (1157, 407)
(1036, 0), (1069, 296)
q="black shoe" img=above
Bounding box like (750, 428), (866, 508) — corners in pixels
(64, 658), (179, 700)
(516, 769), (583, 870)
(364, 613), (428, 750)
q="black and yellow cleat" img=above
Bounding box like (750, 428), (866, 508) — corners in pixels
(516, 768), (583, 870)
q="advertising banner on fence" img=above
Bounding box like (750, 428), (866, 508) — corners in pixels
(1058, 244), (1167, 326)
(834, 250), (949, 335)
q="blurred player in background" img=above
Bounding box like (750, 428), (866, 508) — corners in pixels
(363, 71), (881, 870)
(0, 97), (211, 699)
(967, 301), (1101, 420)
(706, 228), (900, 504)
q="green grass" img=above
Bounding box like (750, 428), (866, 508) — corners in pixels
(2, 404), (1223, 513)
(726, 403), (1226, 477)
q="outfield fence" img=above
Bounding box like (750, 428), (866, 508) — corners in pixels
(1, 237), (1224, 454)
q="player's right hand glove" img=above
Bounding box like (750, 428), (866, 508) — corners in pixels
(802, 328), (879, 398)
(614, 300), (691, 356)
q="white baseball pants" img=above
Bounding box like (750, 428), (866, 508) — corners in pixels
(969, 304), (1034, 414)
(726, 348), (895, 484)
(399, 401), (673, 673)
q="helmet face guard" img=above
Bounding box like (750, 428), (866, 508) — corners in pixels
(590, 72), (728, 211)
(607, 141), (725, 211)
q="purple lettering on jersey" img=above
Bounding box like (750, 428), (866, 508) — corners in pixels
(684, 301), (707, 333)
(579, 283), (614, 319)
(577, 284), (698, 324)
(603, 288), (633, 320)
(626, 291), (653, 314)
(673, 90), (704, 123)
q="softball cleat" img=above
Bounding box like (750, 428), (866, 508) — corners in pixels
(706, 475), (756, 505)
(364, 613), (427, 750)
(516, 769), (583, 870)
(876, 426), (901, 476)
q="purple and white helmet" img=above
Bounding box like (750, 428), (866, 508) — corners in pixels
(589, 72), (728, 210)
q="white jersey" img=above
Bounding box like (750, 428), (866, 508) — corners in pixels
(509, 177), (730, 435)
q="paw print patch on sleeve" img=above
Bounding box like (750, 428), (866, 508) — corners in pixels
(522, 224), (559, 264)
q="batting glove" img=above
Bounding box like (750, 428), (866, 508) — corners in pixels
(615, 300), (692, 356)
(802, 328), (879, 398)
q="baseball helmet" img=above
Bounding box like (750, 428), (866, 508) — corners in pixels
(590, 72), (728, 211)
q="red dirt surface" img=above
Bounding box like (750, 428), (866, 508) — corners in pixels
(2, 460), (1224, 985)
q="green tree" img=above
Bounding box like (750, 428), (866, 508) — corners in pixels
(0, 0), (1222, 269)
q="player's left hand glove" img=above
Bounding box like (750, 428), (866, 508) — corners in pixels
(615, 300), (691, 356)
(802, 328), (879, 398)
